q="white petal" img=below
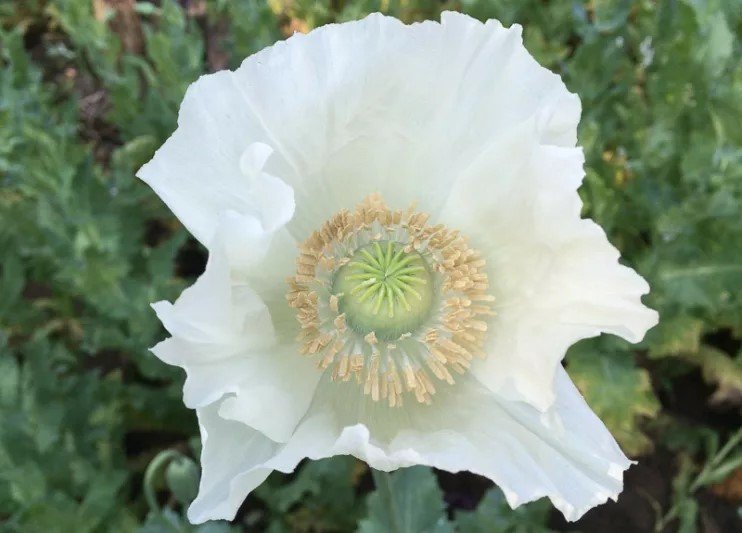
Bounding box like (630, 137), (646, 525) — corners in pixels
(382, 369), (633, 522)
(235, 227), (301, 336)
(239, 142), (274, 178)
(151, 337), (252, 408)
(441, 116), (657, 409)
(213, 210), (273, 272)
(136, 70), (295, 269)
(391, 369), (631, 521)
(189, 368), (631, 523)
(301, 369), (631, 522)
(150, 245), (321, 440)
(221, 12), (580, 235)
(151, 245), (274, 348)
(217, 344), (321, 443)
(238, 143), (295, 233)
(188, 402), (277, 524)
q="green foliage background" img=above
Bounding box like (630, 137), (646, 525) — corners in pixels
(0, 0), (740, 531)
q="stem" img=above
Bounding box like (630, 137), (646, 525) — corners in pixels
(371, 469), (403, 533)
(654, 505), (678, 533)
(143, 449), (186, 531)
(690, 427), (742, 492)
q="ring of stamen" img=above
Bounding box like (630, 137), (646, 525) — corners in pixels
(286, 194), (495, 407)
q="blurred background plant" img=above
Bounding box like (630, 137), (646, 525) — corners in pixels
(0, 0), (739, 531)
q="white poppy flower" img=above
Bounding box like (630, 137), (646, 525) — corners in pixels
(139, 12), (658, 524)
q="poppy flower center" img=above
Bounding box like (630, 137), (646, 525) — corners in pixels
(287, 194), (494, 407)
(333, 241), (435, 341)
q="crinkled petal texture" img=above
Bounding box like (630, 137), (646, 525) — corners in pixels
(150, 244), (320, 443)
(189, 368), (631, 523)
(139, 10), (659, 526)
(442, 124), (658, 408)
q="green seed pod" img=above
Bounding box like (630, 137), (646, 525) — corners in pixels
(165, 455), (200, 506)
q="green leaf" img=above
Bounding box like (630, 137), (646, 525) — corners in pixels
(256, 456), (366, 532)
(592, 0), (632, 32)
(5, 462), (46, 506)
(568, 341), (660, 455)
(78, 471), (128, 529)
(647, 315), (704, 358)
(683, 346), (742, 405)
(682, 0), (734, 76)
(359, 467), (453, 533)
(0, 253), (24, 317)
(0, 352), (20, 406)
(139, 507), (190, 533)
(455, 488), (551, 533)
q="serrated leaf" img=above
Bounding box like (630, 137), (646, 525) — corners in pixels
(256, 456), (365, 532)
(682, 0), (734, 76)
(455, 488), (551, 533)
(359, 467), (453, 533)
(568, 342), (660, 455)
(647, 316), (704, 358)
(684, 346), (742, 406)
